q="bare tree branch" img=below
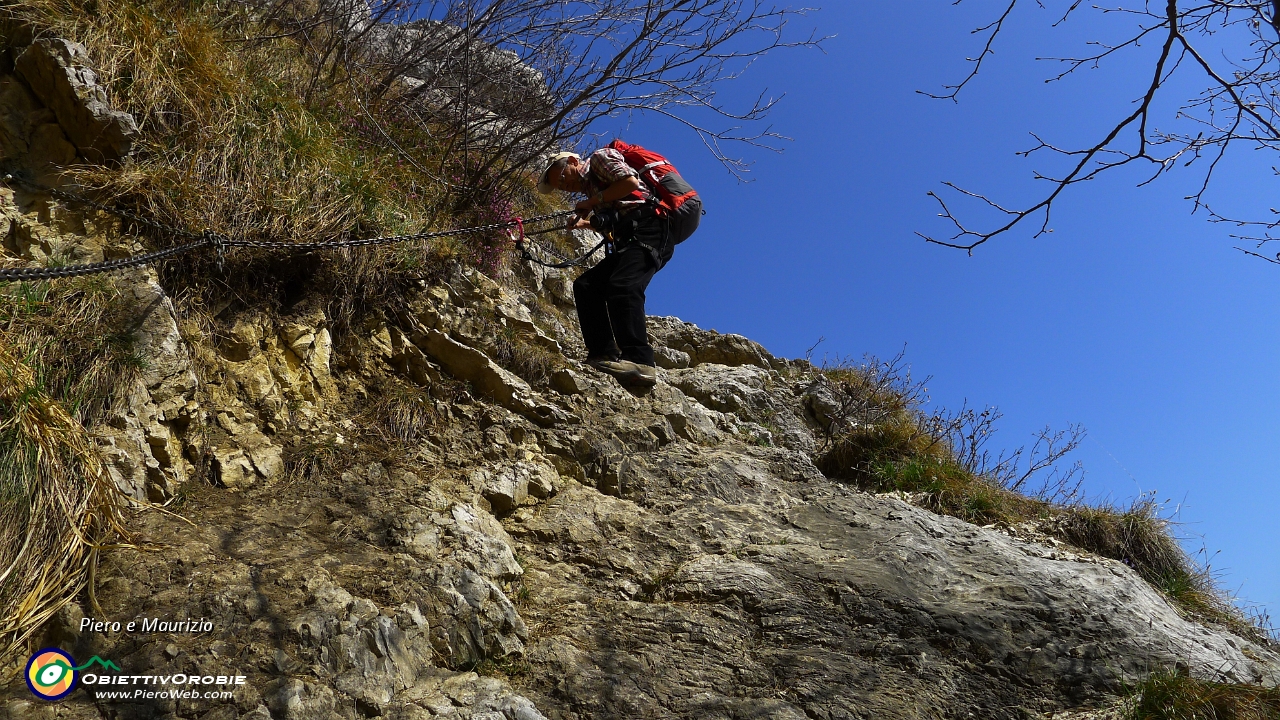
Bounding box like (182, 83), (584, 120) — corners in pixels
(919, 0), (1019, 102)
(921, 0), (1280, 263)
(252, 0), (825, 192)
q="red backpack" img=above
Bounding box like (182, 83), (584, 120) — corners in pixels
(607, 139), (698, 216)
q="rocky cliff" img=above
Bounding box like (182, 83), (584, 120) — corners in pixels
(2, 29), (1279, 720)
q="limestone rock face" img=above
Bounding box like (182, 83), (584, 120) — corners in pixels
(652, 344), (691, 369)
(549, 368), (585, 395)
(648, 315), (781, 370)
(10, 238), (1278, 720)
(4, 35), (1278, 720)
(13, 38), (138, 162)
(667, 362), (815, 452)
(516, 453), (1280, 717)
(0, 184), (199, 502)
(0, 74), (76, 177)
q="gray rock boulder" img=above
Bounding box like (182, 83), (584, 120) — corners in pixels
(514, 442), (1280, 719)
(473, 459), (561, 514)
(415, 327), (566, 426)
(13, 38), (138, 162)
(84, 263), (199, 501)
(653, 345), (691, 369)
(667, 363), (814, 452)
(648, 315), (779, 369)
(550, 368), (585, 395)
(801, 373), (842, 429)
(0, 74), (76, 176)
(269, 678), (339, 720)
(427, 566), (529, 665)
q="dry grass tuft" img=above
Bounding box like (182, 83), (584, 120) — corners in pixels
(490, 325), (563, 386)
(811, 354), (1262, 634)
(1056, 501), (1263, 641)
(0, 275), (147, 423)
(1057, 500), (1194, 597)
(9, 0), (420, 243)
(1124, 670), (1280, 719)
(0, 274), (156, 663)
(282, 436), (345, 487)
(368, 384), (438, 446)
(0, 338), (130, 662)
(813, 356), (1036, 525)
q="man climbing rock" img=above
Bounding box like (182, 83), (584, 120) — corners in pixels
(537, 141), (701, 387)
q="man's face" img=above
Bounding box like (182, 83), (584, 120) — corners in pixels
(550, 157), (582, 192)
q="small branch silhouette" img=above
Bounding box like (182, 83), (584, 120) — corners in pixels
(920, 0), (1280, 261)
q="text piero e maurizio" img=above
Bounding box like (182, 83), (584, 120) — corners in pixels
(80, 617), (214, 634)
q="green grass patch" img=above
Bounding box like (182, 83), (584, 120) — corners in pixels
(1125, 670), (1280, 719)
(0, 274), (147, 426)
(811, 355), (1264, 636)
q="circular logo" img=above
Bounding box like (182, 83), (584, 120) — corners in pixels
(25, 648), (77, 701)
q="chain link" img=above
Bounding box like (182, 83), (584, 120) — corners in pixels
(522, 233), (578, 263)
(219, 210), (572, 251)
(0, 174), (576, 281)
(0, 239), (213, 282)
(516, 227), (608, 268)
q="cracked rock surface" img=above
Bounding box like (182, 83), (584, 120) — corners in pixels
(3, 244), (1276, 720)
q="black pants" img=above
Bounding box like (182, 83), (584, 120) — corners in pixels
(574, 197), (702, 366)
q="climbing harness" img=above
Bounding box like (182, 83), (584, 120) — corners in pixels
(0, 174), (577, 282)
(515, 195), (680, 271)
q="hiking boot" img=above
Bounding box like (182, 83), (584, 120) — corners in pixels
(585, 354), (621, 372)
(592, 359), (658, 387)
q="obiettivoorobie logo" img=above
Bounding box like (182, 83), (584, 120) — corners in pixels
(25, 649), (121, 701)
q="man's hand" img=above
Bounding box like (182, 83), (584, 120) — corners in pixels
(566, 216), (593, 231)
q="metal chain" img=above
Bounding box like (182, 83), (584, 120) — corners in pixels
(0, 239), (215, 281)
(515, 223), (603, 263)
(518, 239), (607, 269)
(512, 217), (616, 269)
(219, 210), (573, 251)
(0, 174), (577, 281)
(517, 227), (608, 268)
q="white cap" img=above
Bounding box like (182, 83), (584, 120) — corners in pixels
(537, 152), (580, 194)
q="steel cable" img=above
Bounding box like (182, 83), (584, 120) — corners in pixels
(0, 174), (577, 281)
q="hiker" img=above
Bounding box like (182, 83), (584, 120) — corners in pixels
(537, 141), (701, 387)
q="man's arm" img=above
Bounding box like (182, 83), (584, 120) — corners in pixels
(568, 176), (644, 229)
(576, 176), (642, 215)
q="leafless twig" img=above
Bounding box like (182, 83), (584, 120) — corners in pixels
(921, 0), (1280, 260)
(929, 400), (1086, 501)
(252, 0), (826, 190)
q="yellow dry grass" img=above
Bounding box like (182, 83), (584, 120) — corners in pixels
(0, 337), (129, 663)
(6, 0), (397, 241)
(812, 360), (1267, 639)
(1125, 670), (1280, 719)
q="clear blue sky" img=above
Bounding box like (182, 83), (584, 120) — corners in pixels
(605, 3), (1280, 623)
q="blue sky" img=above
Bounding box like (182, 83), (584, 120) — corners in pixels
(605, 3), (1280, 622)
